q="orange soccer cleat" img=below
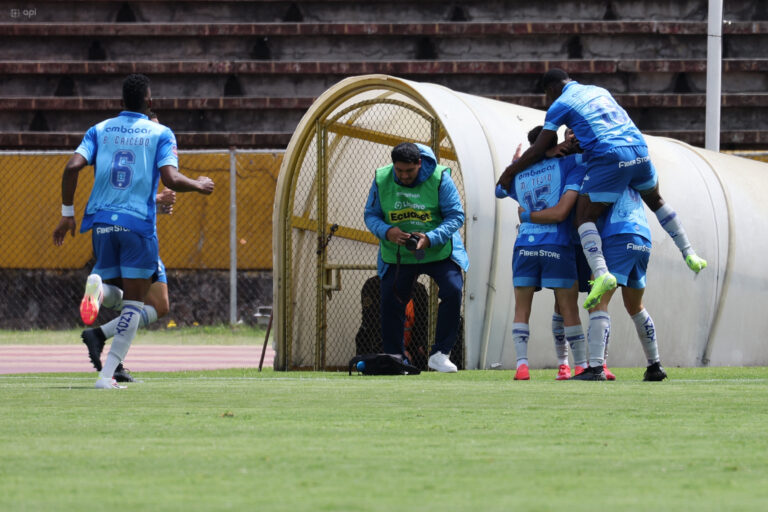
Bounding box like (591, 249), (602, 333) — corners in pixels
(79, 274), (103, 326)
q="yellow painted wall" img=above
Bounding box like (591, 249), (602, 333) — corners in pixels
(0, 152), (282, 270)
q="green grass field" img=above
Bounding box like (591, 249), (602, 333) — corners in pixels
(2, 364), (767, 511)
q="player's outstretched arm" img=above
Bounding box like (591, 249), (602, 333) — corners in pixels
(497, 129), (557, 189)
(159, 165), (214, 195)
(520, 190), (579, 224)
(53, 153), (88, 246)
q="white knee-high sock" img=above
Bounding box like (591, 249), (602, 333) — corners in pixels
(565, 324), (587, 368)
(101, 284), (124, 309)
(654, 203), (694, 258)
(139, 305), (158, 328)
(513, 322), (530, 367)
(100, 300), (143, 379)
(587, 311), (610, 367)
(578, 222), (609, 278)
(100, 305), (159, 339)
(551, 314), (568, 365)
(631, 308), (660, 365)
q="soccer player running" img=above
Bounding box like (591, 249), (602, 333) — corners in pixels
(53, 74), (214, 389)
(497, 68), (706, 380)
(80, 112), (177, 383)
(496, 126), (587, 381)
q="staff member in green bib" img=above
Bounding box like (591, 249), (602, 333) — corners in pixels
(364, 142), (469, 372)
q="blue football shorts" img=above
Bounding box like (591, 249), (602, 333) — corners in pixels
(152, 257), (167, 285)
(91, 223), (159, 280)
(580, 145), (658, 203)
(512, 243), (577, 289)
(602, 233), (651, 289)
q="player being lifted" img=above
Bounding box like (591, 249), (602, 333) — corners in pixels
(497, 69), (707, 334)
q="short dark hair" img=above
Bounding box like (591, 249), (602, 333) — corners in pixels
(122, 74), (151, 112)
(391, 142), (421, 164)
(539, 68), (569, 91)
(527, 125), (558, 150)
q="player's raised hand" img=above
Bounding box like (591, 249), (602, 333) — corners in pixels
(53, 216), (76, 246)
(512, 143), (523, 162)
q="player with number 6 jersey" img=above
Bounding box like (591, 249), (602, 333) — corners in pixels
(52, 74), (214, 390)
(75, 108), (177, 238)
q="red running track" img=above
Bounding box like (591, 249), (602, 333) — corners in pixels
(0, 345), (274, 374)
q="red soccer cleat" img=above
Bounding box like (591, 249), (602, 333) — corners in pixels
(603, 364), (616, 381)
(555, 364), (571, 380)
(574, 365), (586, 376)
(79, 274), (103, 326)
(514, 363), (530, 380)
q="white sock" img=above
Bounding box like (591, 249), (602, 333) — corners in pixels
(603, 330), (611, 364)
(101, 316), (119, 339)
(578, 222), (609, 278)
(101, 284), (124, 309)
(552, 314), (568, 365)
(100, 300), (143, 379)
(654, 203), (694, 258)
(100, 304), (159, 340)
(140, 305), (158, 328)
(587, 311), (610, 367)
(631, 308), (660, 365)
(513, 322), (529, 367)
(565, 324), (587, 368)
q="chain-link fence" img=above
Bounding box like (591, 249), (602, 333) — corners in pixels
(0, 149), (281, 330)
(279, 96), (467, 371)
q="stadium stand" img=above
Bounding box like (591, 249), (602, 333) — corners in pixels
(1, 0), (767, 149)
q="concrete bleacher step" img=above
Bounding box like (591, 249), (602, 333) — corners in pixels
(12, 0), (767, 23)
(4, 93), (768, 112)
(3, 93), (768, 149)
(3, 58), (767, 75)
(3, 130), (764, 150)
(3, 21), (766, 36)
(3, 21), (766, 62)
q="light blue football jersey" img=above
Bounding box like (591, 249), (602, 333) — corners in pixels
(598, 187), (652, 242)
(543, 81), (646, 157)
(510, 153), (585, 246)
(76, 111), (178, 238)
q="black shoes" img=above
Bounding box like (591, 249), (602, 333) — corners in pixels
(113, 364), (135, 383)
(570, 365), (607, 381)
(643, 361), (668, 382)
(81, 328), (106, 371)
(81, 328), (135, 382)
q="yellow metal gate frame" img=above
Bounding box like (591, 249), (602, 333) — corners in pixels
(276, 78), (463, 371)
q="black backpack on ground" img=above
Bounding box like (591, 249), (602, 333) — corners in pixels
(348, 353), (421, 375)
